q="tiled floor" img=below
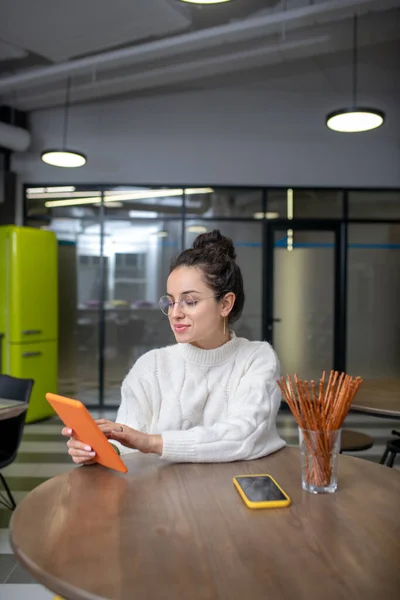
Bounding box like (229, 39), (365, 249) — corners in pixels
(0, 409), (399, 599)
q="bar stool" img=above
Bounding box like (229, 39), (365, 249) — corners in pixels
(380, 431), (400, 468)
(340, 430), (374, 454)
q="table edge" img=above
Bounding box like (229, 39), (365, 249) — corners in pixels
(350, 405), (400, 419)
(9, 526), (108, 600)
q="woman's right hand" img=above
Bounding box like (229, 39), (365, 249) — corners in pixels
(61, 427), (97, 465)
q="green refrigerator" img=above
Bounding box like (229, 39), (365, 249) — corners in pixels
(0, 226), (57, 422)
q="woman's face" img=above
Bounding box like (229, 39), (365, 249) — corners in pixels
(165, 266), (234, 349)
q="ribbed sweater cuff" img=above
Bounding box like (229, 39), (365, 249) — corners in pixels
(161, 430), (197, 462)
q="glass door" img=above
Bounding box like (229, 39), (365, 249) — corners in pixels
(264, 221), (345, 381)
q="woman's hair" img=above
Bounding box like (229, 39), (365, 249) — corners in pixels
(170, 229), (245, 323)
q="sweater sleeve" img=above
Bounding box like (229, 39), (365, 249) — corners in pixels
(160, 344), (286, 463)
(109, 359), (153, 456)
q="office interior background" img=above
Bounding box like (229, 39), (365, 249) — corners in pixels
(23, 187), (400, 408)
(1, 0), (400, 406)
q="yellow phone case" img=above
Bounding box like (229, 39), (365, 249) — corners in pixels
(233, 474), (291, 509)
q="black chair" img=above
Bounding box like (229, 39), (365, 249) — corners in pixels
(380, 430), (400, 468)
(0, 374), (34, 510)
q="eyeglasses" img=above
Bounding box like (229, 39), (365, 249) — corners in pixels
(159, 293), (216, 316)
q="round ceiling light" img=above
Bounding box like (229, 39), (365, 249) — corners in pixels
(179, 0), (232, 4)
(325, 15), (384, 134)
(326, 108), (385, 133)
(41, 150), (87, 168)
(41, 78), (87, 168)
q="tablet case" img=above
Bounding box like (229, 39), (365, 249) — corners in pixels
(46, 392), (128, 473)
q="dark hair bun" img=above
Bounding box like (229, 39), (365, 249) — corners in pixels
(192, 229), (236, 260)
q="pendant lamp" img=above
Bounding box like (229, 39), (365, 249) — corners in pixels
(179, 1), (232, 4)
(41, 78), (86, 167)
(326, 15), (384, 133)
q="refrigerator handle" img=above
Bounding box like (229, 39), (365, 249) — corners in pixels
(22, 351), (42, 358)
(22, 329), (42, 335)
(0, 333), (3, 373)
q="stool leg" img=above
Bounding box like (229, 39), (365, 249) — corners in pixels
(0, 473), (16, 510)
(380, 448), (390, 465)
(387, 452), (396, 468)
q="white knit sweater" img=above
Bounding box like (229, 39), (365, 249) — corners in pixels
(113, 332), (286, 462)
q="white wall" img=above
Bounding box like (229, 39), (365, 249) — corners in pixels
(12, 87), (400, 188)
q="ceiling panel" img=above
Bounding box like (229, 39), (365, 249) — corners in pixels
(1, 0), (399, 109)
(0, 0), (190, 62)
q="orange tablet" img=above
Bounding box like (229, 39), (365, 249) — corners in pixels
(46, 393), (128, 473)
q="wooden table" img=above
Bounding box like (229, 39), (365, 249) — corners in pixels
(351, 379), (400, 419)
(0, 398), (28, 421)
(10, 447), (400, 599)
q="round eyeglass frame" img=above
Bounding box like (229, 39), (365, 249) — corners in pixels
(159, 293), (217, 316)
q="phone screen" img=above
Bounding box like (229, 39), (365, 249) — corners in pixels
(235, 476), (287, 502)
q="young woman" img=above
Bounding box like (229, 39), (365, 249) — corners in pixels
(63, 230), (285, 463)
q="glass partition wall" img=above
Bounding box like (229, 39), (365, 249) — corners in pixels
(25, 186), (400, 407)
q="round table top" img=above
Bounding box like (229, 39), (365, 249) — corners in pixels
(351, 379), (400, 418)
(10, 447), (400, 600)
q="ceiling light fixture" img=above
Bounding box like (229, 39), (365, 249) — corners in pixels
(26, 188), (46, 194)
(41, 78), (87, 167)
(129, 211), (158, 219)
(29, 191), (100, 200)
(26, 186), (76, 194)
(326, 15), (385, 133)
(45, 197), (102, 208)
(104, 187), (214, 201)
(179, 0), (232, 4)
(187, 225), (208, 233)
(46, 186), (76, 193)
(253, 212), (280, 220)
(43, 187), (214, 208)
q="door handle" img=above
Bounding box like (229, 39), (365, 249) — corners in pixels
(22, 351), (42, 358)
(267, 318), (282, 331)
(22, 329), (42, 335)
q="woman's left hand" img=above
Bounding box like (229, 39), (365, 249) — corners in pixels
(95, 419), (163, 455)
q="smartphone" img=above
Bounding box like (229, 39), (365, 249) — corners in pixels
(233, 474), (291, 509)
